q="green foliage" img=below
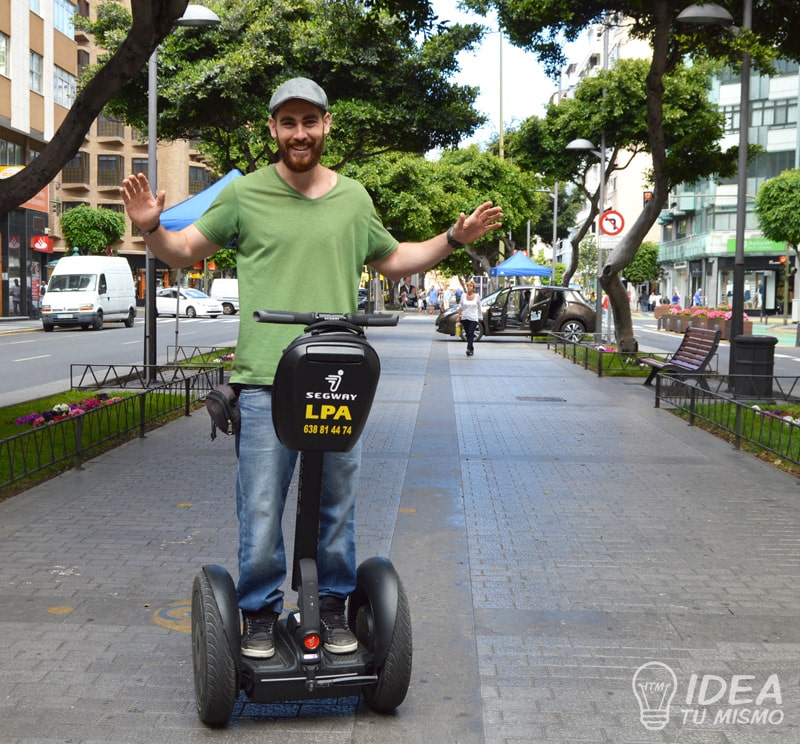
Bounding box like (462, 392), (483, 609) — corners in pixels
(341, 147), (545, 275)
(624, 241), (660, 283)
(59, 205), (125, 255)
(209, 246), (237, 272)
(755, 169), (800, 250)
(82, 0), (487, 174)
(467, 0), (800, 79)
(508, 58), (734, 190)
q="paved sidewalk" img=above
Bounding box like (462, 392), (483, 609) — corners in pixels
(1, 314), (799, 743)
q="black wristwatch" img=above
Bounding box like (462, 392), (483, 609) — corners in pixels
(446, 226), (463, 249)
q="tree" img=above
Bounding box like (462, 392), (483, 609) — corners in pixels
(755, 168), (800, 344)
(81, 0), (488, 175)
(624, 241), (661, 285)
(467, 0), (800, 351)
(0, 0), (192, 216)
(60, 205), (126, 255)
(506, 56), (736, 345)
(342, 147), (545, 278)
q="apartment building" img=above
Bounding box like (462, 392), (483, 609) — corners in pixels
(561, 17), (800, 316)
(0, 0), (213, 317)
(658, 61), (799, 315)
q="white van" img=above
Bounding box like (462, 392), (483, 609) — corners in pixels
(209, 277), (239, 315)
(41, 256), (137, 332)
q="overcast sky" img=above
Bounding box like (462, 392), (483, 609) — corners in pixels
(431, 0), (585, 147)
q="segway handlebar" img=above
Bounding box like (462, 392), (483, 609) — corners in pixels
(253, 310), (399, 327)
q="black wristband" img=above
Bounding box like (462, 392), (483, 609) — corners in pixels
(446, 226), (463, 249)
(140, 220), (161, 237)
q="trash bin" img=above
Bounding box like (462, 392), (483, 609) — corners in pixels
(731, 334), (778, 398)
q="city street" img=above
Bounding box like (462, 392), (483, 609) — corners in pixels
(1, 314), (799, 743)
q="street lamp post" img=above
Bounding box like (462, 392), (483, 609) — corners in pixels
(550, 182), (559, 285)
(677, 0), (750, 376)
(144, 4), (220, 376)
(536, 186), (560, 284)
(566, 137), (607, 337)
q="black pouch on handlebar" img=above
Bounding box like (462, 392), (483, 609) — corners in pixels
(205, 383), (241, 440)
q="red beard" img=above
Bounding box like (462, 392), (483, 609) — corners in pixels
(278, 136), (325, 173)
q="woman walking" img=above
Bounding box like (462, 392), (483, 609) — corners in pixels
(457, 280), (482, 356)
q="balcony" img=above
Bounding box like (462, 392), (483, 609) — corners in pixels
(97, 168), (124, 191)
(61, 166), (90, 191)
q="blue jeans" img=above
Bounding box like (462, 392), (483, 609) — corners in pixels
(462, 319), (478, 351)
(235, 386), (360, 614)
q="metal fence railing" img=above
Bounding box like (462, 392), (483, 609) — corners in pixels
(545, 335), (800, 467)
(70, 362), (224, 391)
(0, 366), (223, 492)
(545, 334), (698, 378)
(654, 374), (800, 466)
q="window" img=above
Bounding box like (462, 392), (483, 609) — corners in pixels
(30, 0), (42, 15)
(30, 52), (43, 94)
(0, 139), (26, 165)
(0, 33), (9, 77)
(132, 157), (148, 174)
(97, 114), (124, 138)
(53, 66), (76, 107)
(97, 154), (123, 186)
(189, 166), (211, 194)
(54, 0), (75, 38)
(77, 49), (90, 76)
(62, 151), (90, 184)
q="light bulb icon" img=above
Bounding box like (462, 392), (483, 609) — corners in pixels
(632, 661), (678, 731)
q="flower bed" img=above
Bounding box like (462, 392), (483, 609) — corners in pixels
(15, 393), (123, 429)
(660, 306), (751, 339)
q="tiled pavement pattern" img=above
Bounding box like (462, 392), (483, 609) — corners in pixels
(1, 314), (799, 743)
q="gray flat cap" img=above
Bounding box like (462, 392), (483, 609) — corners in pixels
(269, 78), (328, 115)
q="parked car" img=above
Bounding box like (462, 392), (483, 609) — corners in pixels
(434, 285), (595, 343)
(209, 277), (239, 315)
(155, 287), (223, 318)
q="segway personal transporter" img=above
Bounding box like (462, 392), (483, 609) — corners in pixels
(191, 310), (411, 726)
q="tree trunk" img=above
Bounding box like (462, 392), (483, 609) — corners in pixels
(599, 0), (674, 353)
(0, 0), (188, 214)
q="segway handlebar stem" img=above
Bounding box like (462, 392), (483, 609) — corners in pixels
(253, 310), (399, 328)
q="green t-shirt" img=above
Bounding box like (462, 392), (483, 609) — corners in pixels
(195, 165), (398, 385)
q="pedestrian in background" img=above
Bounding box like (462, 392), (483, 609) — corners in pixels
(457, 280), (482, 356)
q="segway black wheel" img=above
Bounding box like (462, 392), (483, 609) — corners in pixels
(192, 572), (238, 725)
(356, 579), (413, 713)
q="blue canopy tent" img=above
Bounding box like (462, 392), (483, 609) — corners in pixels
(159, 169), (242, 355)
(161, 168), (243, 230)
(489, 252), (551, 277)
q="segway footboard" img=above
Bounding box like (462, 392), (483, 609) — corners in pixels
(240, 639), (378, 703)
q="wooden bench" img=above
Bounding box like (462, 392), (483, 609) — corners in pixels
(639, 326), (721, 386)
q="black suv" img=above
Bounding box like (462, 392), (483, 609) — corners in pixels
(435, 285), (595, 343)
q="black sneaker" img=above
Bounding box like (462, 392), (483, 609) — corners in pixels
(241, 610), (279, 659)
(319, 596), (358, 654)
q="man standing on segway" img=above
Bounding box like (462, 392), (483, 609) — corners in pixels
(120, 77), (503, 660)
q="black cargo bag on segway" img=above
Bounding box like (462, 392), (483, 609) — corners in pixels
(271, 319), (380, 453)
